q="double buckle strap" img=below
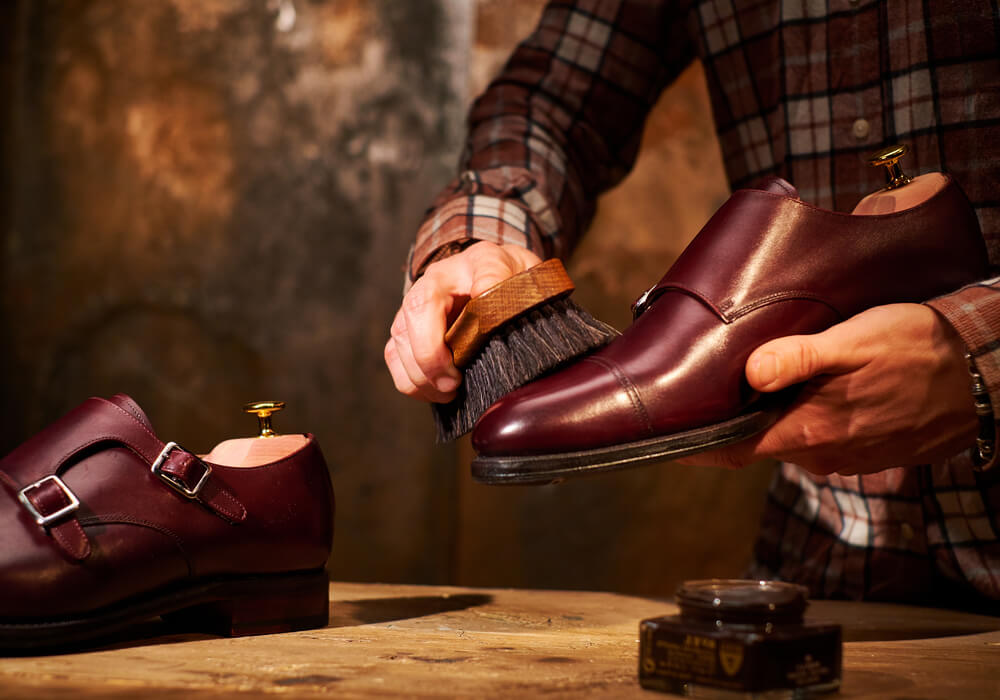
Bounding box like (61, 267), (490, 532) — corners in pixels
(18, 474), (80, 527)
(150, 441), (212, 498)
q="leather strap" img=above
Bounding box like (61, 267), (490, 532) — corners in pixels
(1, 471), (90, 562)
(154, 444), (247, 523)
(632, 175), (983, 330)
(0, 397), (247, 560)
(19, 476), (91, 561)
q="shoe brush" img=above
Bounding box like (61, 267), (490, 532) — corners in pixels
(432, 259), (618, 442)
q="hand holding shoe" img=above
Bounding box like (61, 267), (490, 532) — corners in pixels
(677, 303), (980, 475)
(468, 171), (987, 485)
(385, 241), (541, 403)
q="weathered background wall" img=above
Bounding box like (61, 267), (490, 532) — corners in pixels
(1, 0), (775, 596)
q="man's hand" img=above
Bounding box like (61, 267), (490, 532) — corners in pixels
(385, 241), (542, 403)
(678, 303), (979, 475)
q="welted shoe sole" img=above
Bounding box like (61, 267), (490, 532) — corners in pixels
(471, 400), (785, 485)
(0, 569), (330, 654)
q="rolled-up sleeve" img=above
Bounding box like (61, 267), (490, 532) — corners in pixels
(407, 0), (697, 285)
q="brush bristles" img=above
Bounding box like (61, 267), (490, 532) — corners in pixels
(432, 298), (619, 442)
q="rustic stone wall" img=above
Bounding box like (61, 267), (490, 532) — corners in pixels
(1, 0), (775, 595)
(1, 0), (473, 584)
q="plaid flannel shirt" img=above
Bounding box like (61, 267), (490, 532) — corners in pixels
(410, 0), (1000, 604)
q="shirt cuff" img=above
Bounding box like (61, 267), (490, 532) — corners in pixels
(406, 194), (546, 286)
(925, 278), (1000, 470)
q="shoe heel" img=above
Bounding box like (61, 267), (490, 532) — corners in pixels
(165, 570), (330, 637)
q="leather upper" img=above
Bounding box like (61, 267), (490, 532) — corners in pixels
(472, 176), (989, 457)
(0, 394), (334, 619)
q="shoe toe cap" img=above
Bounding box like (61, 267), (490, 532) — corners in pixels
(471, 357), (649, 457)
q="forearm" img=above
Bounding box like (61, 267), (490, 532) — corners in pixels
(407, 172), (551, 285)
(408, 0), (694, 285)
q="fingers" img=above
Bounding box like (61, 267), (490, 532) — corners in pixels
(385, 241), (543, 404)
(399, 270), (464, 399)
(386, 305), (457, 403)
(680, 305), (951, 475)
(746, 318), (871, 392)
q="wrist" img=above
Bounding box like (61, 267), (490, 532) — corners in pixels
(417, 239), (477, 277)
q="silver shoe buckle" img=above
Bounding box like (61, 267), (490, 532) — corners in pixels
(150, 441), (212, 498)
(18, 474), (80, 527)
(631, 284), (658, 320)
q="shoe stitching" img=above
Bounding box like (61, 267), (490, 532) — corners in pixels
(53, 401), (248, 523)
(79, 514), (195, 577)
(203, 486), (247, 523)
(50, 400), (161, 473)
(102, 399), (251, 523)
(50, 440), (247, 525)
(0, 470), (19, 495)
(1, 468), (91, 559)
(112, 395), (148, 427)
(640, 283), (728, 321)
(160, 453), (247, 523)
(51, 520), (91, 561)
(650, 285), (844, 324)
(582, 355), (655, 437)
(103, 399), (160, 442)
(12, 399), (278, 530)
(726, 291), (845, 322)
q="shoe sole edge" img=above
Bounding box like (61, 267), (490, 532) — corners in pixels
(470, 405), (783, 485)
(0, 568), (330, 653)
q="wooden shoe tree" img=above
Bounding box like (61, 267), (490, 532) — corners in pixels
(202, 401), (310, 468)
(852, 144), (944, 215)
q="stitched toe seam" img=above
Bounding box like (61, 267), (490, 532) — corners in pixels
(582, 355), (655, 437)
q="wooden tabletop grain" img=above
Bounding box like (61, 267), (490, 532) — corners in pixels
(1, 581), (999, 698)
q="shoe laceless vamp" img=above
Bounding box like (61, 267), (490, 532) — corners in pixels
(0, 395), (334, 620)
(472, 175), (987, 458)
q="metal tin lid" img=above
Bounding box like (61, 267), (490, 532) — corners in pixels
(675, 579), (808, 624)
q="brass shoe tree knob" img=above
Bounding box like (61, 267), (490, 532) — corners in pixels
(244, 400), (285, 438)
(868, 144), (912, 190)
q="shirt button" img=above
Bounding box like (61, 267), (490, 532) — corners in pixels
(900, 522), (915, 542)
(852, 118), (870, 140)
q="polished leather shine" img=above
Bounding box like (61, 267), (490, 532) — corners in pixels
(472, 176), (988, 461)
(0, 394), (334, 626)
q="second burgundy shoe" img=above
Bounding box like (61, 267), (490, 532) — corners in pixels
(470, 173), (988, 484)
(0, 394), (334, 651)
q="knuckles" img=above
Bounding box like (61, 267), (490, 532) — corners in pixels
(411, 343), (450, 370)
(403, 283), (439, 315)
(793, 339), (823, 381)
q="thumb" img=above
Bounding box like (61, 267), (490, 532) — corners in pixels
(746, 328), (863, 392)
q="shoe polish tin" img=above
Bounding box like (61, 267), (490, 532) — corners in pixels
(638, 579), (841, 697)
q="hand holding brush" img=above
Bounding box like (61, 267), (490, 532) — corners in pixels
(385, 242), (618, 441)
(386, 242), (542, 403)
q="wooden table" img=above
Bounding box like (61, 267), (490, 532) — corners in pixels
(2, 582), (999, 698)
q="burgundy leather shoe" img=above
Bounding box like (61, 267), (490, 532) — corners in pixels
(471, 175), (988, 484)
(0, 394), (334, 651)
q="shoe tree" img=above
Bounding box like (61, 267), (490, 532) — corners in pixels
(202, 401), (310, 468)
(852, 144), (947, 215)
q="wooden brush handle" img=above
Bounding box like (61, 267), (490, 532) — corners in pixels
(446, 258), (574, 369)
